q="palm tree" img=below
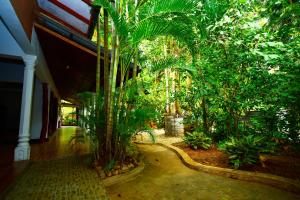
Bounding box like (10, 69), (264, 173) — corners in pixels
(103, 9), (109, 159)
(92, 0), (198, 163)
(95, 9), (102, 158)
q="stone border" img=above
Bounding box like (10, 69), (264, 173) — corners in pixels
(136, 142), (300, 194)
(102, 162), (145, 187)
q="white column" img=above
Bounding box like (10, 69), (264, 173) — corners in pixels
(14, 55), (37, 161)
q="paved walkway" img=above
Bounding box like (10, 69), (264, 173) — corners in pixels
(107, 144), (300, 200)
(3, 128), (300, 199)
(2, 127), (109, 200)
(30, 126), (91, 161)
(3, 155), (108, 200)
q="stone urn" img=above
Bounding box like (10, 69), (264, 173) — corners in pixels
(164, 115), (184, 137)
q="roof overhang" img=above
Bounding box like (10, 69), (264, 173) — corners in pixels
(37, 0), (94, 37)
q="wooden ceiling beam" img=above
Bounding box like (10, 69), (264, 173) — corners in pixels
(34, 23), (98, 57)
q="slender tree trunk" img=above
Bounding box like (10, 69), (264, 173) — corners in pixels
(111, 35), (120, 158)
(170, 71), (176, 115)
(202, 97), (209, 134)
(105, 12), (120, 161)
(101, 8), (109, 159)
(115, 58), (127, 159)
(175, 70), (181, 115)
(170, 38), (176, 115)
(132, 0), (139, 80)
(105, 20), (116, 161)
(104, 9), (109, 116)
(133, 52), (138, 79)
(164, 40), (171, 114)
(95, 12), (102, 158)
(96, 14), (101, 100)
(115, 61), (124, 158)
(125, 68), (129, 82)
(117, 60), (125, 124)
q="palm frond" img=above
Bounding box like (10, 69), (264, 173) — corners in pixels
(139, 0), (197, 21)
(163, 15), (198, 56)
(93, 0), (128, 39)
(150, 57), (178, 72)
(130, 15), (198, 56)
(130, 17), (170, 46)
(150, 57), (197, 76)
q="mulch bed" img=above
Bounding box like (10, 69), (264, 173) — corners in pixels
(173, 142), (300, 181)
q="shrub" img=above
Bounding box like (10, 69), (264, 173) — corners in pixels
(218, 135), (276, 169)
(183, 131), (212, 150)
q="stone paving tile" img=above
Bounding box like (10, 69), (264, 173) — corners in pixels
(3, 155), (109, 200)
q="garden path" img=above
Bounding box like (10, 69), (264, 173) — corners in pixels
(107, 144), (300, 200)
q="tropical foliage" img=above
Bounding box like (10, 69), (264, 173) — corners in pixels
(77, 0), (299, 168)
(183, 131), (212, 150)
(218, 135), (277, 168)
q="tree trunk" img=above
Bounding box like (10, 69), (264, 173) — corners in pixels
(105, 21), (116, 162)
(202, 97), (209, 134)
(101, 9), (109, 160)
(116, 60), (125, 125)
(105, 17), (120, 161)
(170, 71), (176, 115)
(175, 70), (181, 115)
(95, 12), (102, 158)
(164, 40), (170, 114)
(165, 71), (170, 114)
(133, 52), (138, 80)
(132, 0), (139, 80)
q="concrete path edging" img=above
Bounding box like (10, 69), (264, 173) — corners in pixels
(136, 142), (300, 194)
(102, 162), (145, 187)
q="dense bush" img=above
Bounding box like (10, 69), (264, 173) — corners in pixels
(89, 0), (299, 165)
(218, 135), (277, 169)
(183, 131), (212, 150)
(174, 0), (300, 148)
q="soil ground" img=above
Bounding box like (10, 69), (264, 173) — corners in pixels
(173, 142), (300, 181)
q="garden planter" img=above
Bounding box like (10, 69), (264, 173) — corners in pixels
(165, 115), (184, 137)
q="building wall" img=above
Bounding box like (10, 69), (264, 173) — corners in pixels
(10, 0), (36, 40)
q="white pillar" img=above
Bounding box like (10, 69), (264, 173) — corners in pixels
(14, 55), (37, 161)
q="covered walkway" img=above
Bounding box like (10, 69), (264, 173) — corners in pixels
(30, 126), (90, 161)
(1, 127), (108, 200)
